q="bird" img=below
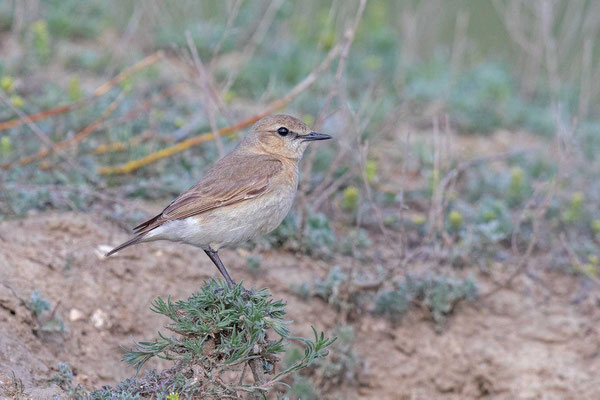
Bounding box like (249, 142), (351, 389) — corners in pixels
(106, 114), (331, 288)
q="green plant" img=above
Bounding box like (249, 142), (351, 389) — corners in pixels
(562, 192), (584, 225)
(282, 325), (361, 399)
(50, 363), (87, 399)
(507, 167), (527, 206)
(312, 325), (360, 387)
(0, 136), (12, 155)
(6, 372), (25, 398)
(313, 267), (352, 312)
(448, 210), (463, 232)
(246, 255), (262, 275)
(10, 95), (24, 108)
(365, 160), (378, 183)
(27, 290), (51, 317)
(449, 63), (514, 133)
(26, 290), (65, 335)
(340, 228), (372, 257)
(266, 210), (337, 257)
(592, 219), (600, 233)
(0, 75), (13, 92)
(166, 392), (180, 400)
(32, 20), (51, 63)
(375, 275), (478, 330)
(303, 212), (337, 254)
(286, 374), (319, 400)
(341, 186), (360, 213)
(477, 197), (513, 242)
(68, 76), (83, 101)
(91, 280), (336, 399)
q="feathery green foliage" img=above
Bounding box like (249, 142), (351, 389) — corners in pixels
(89, 280), (336, 399)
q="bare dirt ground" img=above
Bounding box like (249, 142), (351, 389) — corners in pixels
(1, 213), (599, 399)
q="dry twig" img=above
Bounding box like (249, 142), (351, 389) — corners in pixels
(3, 93), (125, 169)
(482, 180), (556, 299)
(0, 92), (100, 185)
(0, 51), (163, 132)
(99, 43), (342, 175)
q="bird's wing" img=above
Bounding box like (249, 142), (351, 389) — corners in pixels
(133, 154), (283, 235)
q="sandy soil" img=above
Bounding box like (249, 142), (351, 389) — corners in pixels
(1, 213), (599, 399)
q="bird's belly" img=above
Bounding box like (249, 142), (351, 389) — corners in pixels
(148, 189), (295, 250)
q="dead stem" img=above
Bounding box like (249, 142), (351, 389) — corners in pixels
(99, 42), (342, 175)
(4, 93), (125, 169)
(0, 51), (163, 131)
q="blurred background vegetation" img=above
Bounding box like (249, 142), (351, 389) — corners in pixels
(1, 0), (600, 398)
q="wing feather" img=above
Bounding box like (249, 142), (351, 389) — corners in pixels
(133, 154), (283, 235)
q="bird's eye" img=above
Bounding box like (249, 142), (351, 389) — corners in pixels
(277, 127), (289, 136)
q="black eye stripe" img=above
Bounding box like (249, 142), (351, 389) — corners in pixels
(277, 127), (289, 136)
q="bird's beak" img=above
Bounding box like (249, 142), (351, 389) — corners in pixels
(300, 132), (332, 142)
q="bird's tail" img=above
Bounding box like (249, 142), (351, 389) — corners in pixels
(105, 235), (144, 257)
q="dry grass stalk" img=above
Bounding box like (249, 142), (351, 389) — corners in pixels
(0, 92), (100, 185)
(3, 93), (125, 169)
(0, 51), (163, 132)
(98, 43), (342, 175)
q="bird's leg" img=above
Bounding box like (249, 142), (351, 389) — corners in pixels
(204, 249), (236, 289)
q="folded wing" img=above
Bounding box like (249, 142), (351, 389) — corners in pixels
(133, 154), (283, 235)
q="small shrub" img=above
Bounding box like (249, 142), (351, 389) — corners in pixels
(562, 192), (584, 225)
(26, 290), (65, 335)
(374, 288), (410, 323)
(313, 266), (348, 308)
(448, 210), (463, 232)
(375, 275), (478, 330)
(68, 76), (83, 101)
(316, 325), (359, 382)
(283, 325), (361, 399)
(27, 290), (51, 317)
(6, 372), (25, 398)
(50, 363), (87, 399)
(166, 392), (180, 400)
(90, 281), (336, 399)
(477, 198), (513, 242)
(246, 255), (262, 275)
(365, 160), (378, 183)
(340, 228), (372, 257)
(287, 375), (319, 400)
(507, 167), (527, 207)
(266, 210), (337, 257)
(10, 95), (24, 108)
(341, 186), (360, 213)
(0, 136), (12, 155)
(31, 20), (51, 63)
(0, 75), (14, 92)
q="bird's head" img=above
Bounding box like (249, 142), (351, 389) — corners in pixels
(243, 114), (331, 160)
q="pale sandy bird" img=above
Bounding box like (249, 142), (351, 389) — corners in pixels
(106, 114), (331, 287)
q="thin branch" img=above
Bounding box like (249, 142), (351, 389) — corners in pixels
(186, 31), (226, 158)
(3, 92), (125, 169)
(221, 0), (285, 94)
(482, 179), (556, 299)
(0, 51), (163, 131)
(93, 130), (155, 155)
(99, 43), (342, 175)
(0, 92), (100, 185)
(559, 233), (600, 287)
